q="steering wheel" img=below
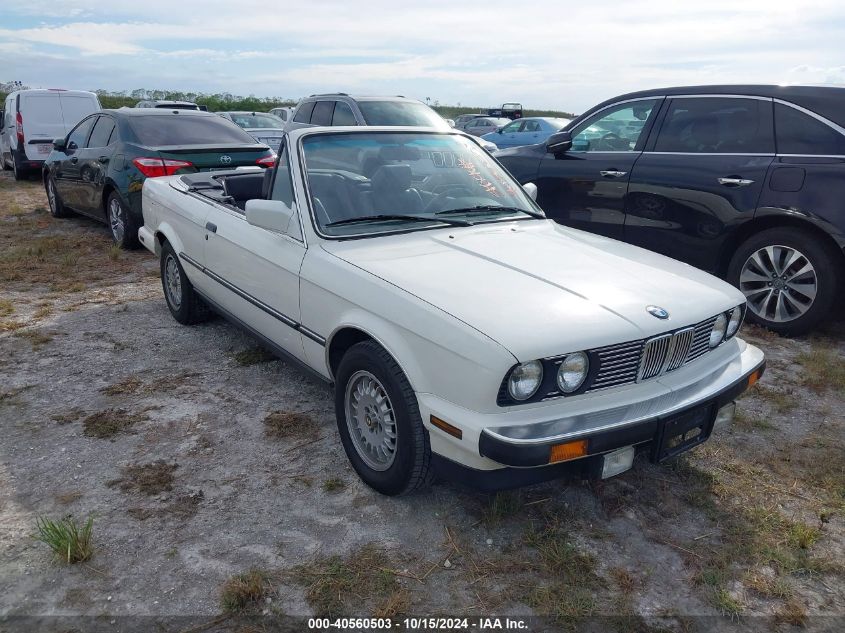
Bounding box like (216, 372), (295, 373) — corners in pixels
(423, 186), (476, 213)
(597, 132), (629, 151)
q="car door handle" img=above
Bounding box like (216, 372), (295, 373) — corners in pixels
(600, 170), (627, 178)
(70, 156), (78, 164)
(205, 222), (217, 233)
(98, 156), (109, 164)
(718, 177), (754, 187)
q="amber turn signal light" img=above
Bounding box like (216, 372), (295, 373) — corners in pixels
(430, 415), (462, 439)
(549, 439), (588, 464)
(747, 369), (761, 388)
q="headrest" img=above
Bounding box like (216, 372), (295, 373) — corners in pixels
(371, 164), (412, 192)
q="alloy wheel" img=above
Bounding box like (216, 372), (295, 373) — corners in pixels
(109, 198), (125, 242)
(164, 255), (183, 310)
(344, 370), (398, 471)
(739, 245), (817, 323)
(47, 179), (57, 214)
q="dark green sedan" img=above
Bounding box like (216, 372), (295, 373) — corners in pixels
(42, 108), (275, 248)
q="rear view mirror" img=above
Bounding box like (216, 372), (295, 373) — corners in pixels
(53, 138), (67, 152)
(245, 199), (295, 234)
(522, 182), (538, 201)
(546, 131), (572, 153)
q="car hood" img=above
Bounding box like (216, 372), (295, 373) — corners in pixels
(321, 220), (745, 361)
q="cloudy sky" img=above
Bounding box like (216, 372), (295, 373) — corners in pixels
(2, 0), (844, 113)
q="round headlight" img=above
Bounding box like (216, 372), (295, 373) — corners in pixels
(709, 313), (728, 348)
(507, 361), (543, 401)
(726, 306), (743, 338)
(557, 352), (589, 393)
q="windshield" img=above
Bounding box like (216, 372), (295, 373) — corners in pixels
(228, 113), (284, 129)
(357, 101), (448, 128)
(301, 132), (540, 237)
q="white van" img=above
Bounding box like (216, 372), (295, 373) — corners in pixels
(1, 89), (101, 180)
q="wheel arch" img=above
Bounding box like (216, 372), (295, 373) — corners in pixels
(152, 222), (185, 260)
(718, 214), (845, 277)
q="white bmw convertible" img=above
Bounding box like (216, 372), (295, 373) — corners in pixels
(139, 127), (765, 495)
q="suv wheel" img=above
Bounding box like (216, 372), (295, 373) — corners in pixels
(335, 341), (433, 496)
(727, 227), (841, 336)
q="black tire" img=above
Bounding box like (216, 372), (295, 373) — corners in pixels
(12, 158), (27, 181)
(727, 227), (841, 336)
(45, 175), (71, 218)
(160, 241), (211, 325)
(107, 191), (140, 249)
(334, 340), (433, 496)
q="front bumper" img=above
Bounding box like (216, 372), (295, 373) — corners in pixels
(479, 358), (764, 467)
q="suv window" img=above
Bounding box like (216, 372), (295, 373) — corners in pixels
(67, 116), (96, 151)
(87, 116), (116, 148)
(571, 99), (658, 152)
(775, 103), (845, 155)
(332, 101), (356, 126)
(293, 101), (316, 123)
(655, 97), (774, 154)
(311, 101), (334, 126)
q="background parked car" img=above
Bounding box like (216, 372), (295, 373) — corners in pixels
(268, 106), (294, 123)
(285, 94), (451, 131)
(43, 108), (274, 249)
(495, 84), (845, 335)
(218, 111), (285, 150)
(484, 116), (571, 149)
(487, 102), (523, 120)
(462, 117), (511, 137)
(1, 89), (101, 181)
(135, 100), (201, 110)
(453, 113), (486, 130)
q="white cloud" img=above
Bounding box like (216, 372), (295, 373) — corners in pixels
(1, 0), (844, 110)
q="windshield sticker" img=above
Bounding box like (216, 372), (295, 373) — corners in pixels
(457, 157), (501, 197)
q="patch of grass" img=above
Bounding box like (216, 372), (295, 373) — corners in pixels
(610, 567), (638, 594)
(526, 584), (597, 624)
(0, 319), (26, 332)
(710, 587), (743, 619)
(733, 409), (775, 431)
(52, 408), (84, 424)
(744, 570), (793, 599)
(482, 491), (522, 525)
(374, 589), (410, 619)
(797, 346), (845, 393)
(33, 304), (53, 319)
(0, 298), (13, 316)
(82, 408), (148, 438)
(233, 346), (276, 366)
(221, 568), (273, 614)
(13, 329), (53, 349)
(753, 385), (797, 414)
(100, 376), (143, 396)
(107, 244), (122, 261)
(109, 461), (177, 495)
(263, 411), (318, 439)
(322, 477), (346, 493)
(55, 491), (83, 505)
(774, 597), (808, 627)
(128, 491), (204, 521)
(291, 544), (397, 617)
(34, 515), (94, 563)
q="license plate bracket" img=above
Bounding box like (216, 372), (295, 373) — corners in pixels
(652, 403), (716, 462)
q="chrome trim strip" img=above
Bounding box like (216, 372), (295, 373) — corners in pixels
(643, 151), (775, 157)
(670, 94), (773, 102)
(178, 251), (326, 346)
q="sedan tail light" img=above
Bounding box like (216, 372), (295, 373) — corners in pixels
(132, 157), (194, 178)
(16, 111), (24, 145)
(256, 155), (276, 168)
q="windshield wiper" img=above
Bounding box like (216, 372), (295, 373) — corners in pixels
(435, 205), (544, 219)
(325, 214), (472, 228)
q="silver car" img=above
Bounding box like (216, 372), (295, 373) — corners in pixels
(285, 94), (451, 132)
(462, 117), (511, 137)
(218, 111), (285, 150)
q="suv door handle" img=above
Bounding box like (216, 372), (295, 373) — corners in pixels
(205, 222), (217, 233)
(70, 156), (78, 164)
(98, 156), (109, 164)
(718, 177), (754, 187)
(600, 170), (627, 178)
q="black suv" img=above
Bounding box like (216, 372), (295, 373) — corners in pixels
(495, 85), (845, 335)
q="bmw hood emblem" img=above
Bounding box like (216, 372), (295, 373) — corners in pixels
(647, 305), (670, 319)
(220, 155), (232, 165)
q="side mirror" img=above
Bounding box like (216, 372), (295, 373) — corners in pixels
(546, 131), (572, 153)
(497, 128), (503, 134)
(522, 182), (538, 201)
(53, 137), (67, 152)
(245, 199), (295, 233)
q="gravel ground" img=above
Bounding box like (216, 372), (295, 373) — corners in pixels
(0, 170), (843, 632)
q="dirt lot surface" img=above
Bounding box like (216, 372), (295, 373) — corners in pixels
(0, 170), (843, 632)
